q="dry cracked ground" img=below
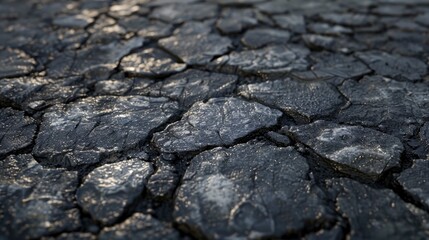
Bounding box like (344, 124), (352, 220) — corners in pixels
(1, 0), (429, 239)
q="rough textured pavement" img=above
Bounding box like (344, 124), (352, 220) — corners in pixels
(1, 0), (429, 239)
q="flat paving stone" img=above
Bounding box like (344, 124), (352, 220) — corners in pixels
(153, 98), (282, 153)
(289, 120), (404, 180)
(328, 178), (429, 239)
(310, 52), (372, 79)
(273, 14), (306, 33)
(76, 159), (153, 225)
(319, 13), (377, 27)
(0, 154), (80, 239)
(118, 16), (173, 39)
(120, 48), (186, 77)
(338, 75), (429, 138)
(0, 48), (36, 78)
(0, 76), (87, 112)
(239, 79), (344, 121)
(99, 213), (180, 240)
(216, 8), (259, 34)
(303, 34), (366, 53)
(159, 33), (232, 65)
(174, 142), (335, 239)
(0, 108), (37, 157)
(241, 28), (291, 49)
(53, 14), (94, 28)
(397, 159), (429, 208)
(150, 3), (218, 24)
(33, 96), (179, 167)
(2, 0), (429, 238)
(143, 69), (238, 107)
(214, 45), (310, 75)
(308, 23), (353, 35)
(47, 37), (143, 79)
(355, 51), (428, 81)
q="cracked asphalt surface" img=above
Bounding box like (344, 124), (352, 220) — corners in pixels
(1, 0), (429, 239)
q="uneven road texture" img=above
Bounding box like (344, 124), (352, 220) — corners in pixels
(1, 0), (429, 239)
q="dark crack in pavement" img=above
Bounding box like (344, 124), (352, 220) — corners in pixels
(1, 0), (429, 239)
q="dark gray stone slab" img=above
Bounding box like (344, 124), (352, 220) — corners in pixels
(153, 98), (282, 153)
(0, 76), (87, 112)
(99, 213), (180, 240)
(241, 28), (291, 48)
(53, 14), (94, 28)
(120, 48), (186, 77)
(273, 14), (306, 33)
(310, 52), (372, 79)
(150, 3), (218, 24)
(238, 79), (343, 121)
(319, 13), (377, 27)
(43, 232), (96, 240)
(289, 121), (404, 179)
(308, 23), (352, 35)
(76, 159), (153, 225)
(142, 69), (238, 107)
(118, 16), (173, 39)
(0, 108), (36, 157)
(257, 0), (341, 15)
(159, 33), (232, 65)
(0, 155), (80, 239)
(147, 163), (179, 199)
(214, 45), (310, 75)
(47, 37), (143, 79)
(33, 96), (179, 167)
(173, 21), (213, 36)
(303, 34), (366, 53)
(355, 51), (427, 81)
(216, 8), (259, 34)
(328, 178), (429, 239)
(0, 48), (36, 78)
(338, 76), (429, 138)
(174, 142), (335, 239)
(397, 159), (429, 208)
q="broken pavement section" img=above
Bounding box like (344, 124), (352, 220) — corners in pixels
(174, 142), (335, 239)
(33, 96), (179, 167)
(288, 120), (404, 180)
(76, 159), (153, 225)
(0, 154), (80, 239)
(0, 108), (37, 158)
(153, 97), (282, 153)
(239, 79), (344, 121)
(328, 178), (429, 239)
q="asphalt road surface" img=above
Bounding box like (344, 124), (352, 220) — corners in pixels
(1, 0), (429, 239)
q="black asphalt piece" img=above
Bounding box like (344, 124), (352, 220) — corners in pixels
(1, 0), (429, 239)
(76, 159), (153, 225)
(174, 142), (335, 239)
(159, 33), (232, 65)
(99, 213), (180, 240)
(288, 120), (404, 180)
(338, 75), (429, 138)
(0, 108), (37, 157)
(120, 48), (186, 77)
(327, 178), (429, 240)
(397, 159), (429, 209)
(153, 97), (282, 153)
(0, 155), (80, 239)
(142, 69), (238, 107)
(0, 48), (36, 78)
(238, 79), (344, 121)
(214, 44), (310, 75)
(33, 96), (179, 167)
